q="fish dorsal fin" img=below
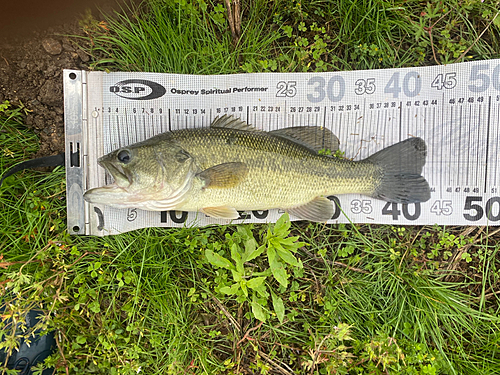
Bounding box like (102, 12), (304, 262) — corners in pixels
(201, 206), (239, 219)
(197, 162), (249, 189)
(270, 127), (340, 154)
(286, 196), (334, 222)
(210, 115), (259, 132)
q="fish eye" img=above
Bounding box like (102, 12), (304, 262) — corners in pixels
(175, 149), (191, 163)
(117, 149), (131, 164)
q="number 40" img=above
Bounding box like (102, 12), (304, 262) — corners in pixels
(382, 202), (421, 221)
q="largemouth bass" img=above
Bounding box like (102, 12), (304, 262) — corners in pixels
(83, 115), (430, 222)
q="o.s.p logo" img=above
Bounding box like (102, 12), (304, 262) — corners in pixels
(109, 79), (166, 100)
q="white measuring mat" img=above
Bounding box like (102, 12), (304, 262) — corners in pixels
(63, 61), (500, 235)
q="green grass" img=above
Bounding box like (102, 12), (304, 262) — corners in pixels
(79, 0), (500, 73)
(2, 1), (500, 374)
(81, 0), (284, 74)
(299, 224), (500, 373)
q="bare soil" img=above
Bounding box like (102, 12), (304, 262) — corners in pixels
(0, 23), (88, 157)
(0, 1), (135, 158)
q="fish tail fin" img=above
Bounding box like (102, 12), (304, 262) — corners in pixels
(367, 137), (430, 204)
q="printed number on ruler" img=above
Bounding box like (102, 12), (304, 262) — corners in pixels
(384, 72), (421, 98)
(350, 199), (373, 214)
(430, 200), (453, 216)
(431, 73), (457, 90)
(467, 63), (500, 92)
(304, 61), (500, 104)
(382, 203), (421, 221)
(276, 81), (297, 97)
(252, 105), (282, 112)
(354, 78), (376, 95)
(306, 72), (424, 103)
(463, 196), (500, 222)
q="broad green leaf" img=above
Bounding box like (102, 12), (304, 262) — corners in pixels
(252, 283), (269, 299)
(272, 237), (306, 253)
(494, 14), (500, 29)
(252, 268), (273, 277)
(76, 335), (87, 344)
(274, 213), (291, 237)
(242, 238), (257, 261)
(231, 269), (243, 282)
(231, 243), (244, 274)
(240, 279), (248, 297)
(268, 247), (289, 288)
(271, 292), (285, 324)
(270, 237), (284, 250)
(282, 235), (300, 243)
(219, 286), (230, 294)
(88, 300), (100, 313)
(267, 245), (277, 263)
(245, 244), (265, 263)
(275, 247), (300, 267)
(252, 294), (267, 322)
(247, 276), (266, 289)
(272, 263), (288, 288)
(279, 236), (306, 250)
(220, 283), (240, 295)
(237, 225), (253, 239)
(205, 249), (234, 269)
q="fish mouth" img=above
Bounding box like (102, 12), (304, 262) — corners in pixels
(98, 158), (131, 188)
(82, 157), (134, 206)
(84, 183), (124, 204)
(83, 183), (147, 208)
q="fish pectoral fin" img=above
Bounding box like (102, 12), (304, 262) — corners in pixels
(210, 115), (260, 131)
(201, 206), (239, 219)
(197, 162), (249, 189)
(270, 127), (340, 154)
(286, 196), (334, 222)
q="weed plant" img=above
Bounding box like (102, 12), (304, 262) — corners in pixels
(80, 0), (283, 74)
(79, 0), (500, 73)
(2, 1), (500, 374)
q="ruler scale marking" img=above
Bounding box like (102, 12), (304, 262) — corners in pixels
(484, 96), (491, 194)
(62, 62), (500, 234)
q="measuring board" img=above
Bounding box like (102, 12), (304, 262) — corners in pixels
(63, 61), (500, 236)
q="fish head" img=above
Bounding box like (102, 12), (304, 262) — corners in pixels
(84, 140), (196, 208)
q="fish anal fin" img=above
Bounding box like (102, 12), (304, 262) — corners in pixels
(270, 127), (340, 154)
(201, 206), (239, 219)
(210, 115), (259, 131)
(197, 162), (248, 189)
(286, 196), (333, 222)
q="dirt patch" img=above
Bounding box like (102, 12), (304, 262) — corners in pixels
(0, 1), (138, 158)
(0, 26), (89, 157)
(0, 22), (89, 157)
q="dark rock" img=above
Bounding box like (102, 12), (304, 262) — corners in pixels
(42, 38), (62, 55)
(62, 42), (74, 52)
(76, 48), (90, 62)
(39, 79), (62, 107)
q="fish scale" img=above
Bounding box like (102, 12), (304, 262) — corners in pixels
(169, 127), (377, 210)
(84, 115), (430, 222)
